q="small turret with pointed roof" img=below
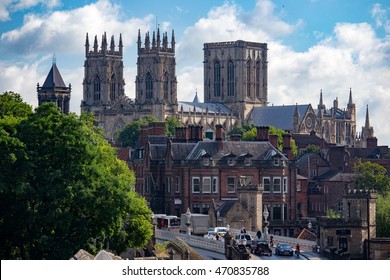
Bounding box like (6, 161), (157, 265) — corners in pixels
(85, 33), (90, 56)
(119, 33), (123, 56)
(347, 87), (356, 120)
(101, 32), (108, 53)
(157, 28), (161, 51)
(137, 29), (141, 52)
(93, 35), (98, 52)
(171, 30), (175, 51)
(37, 56), (71, 114)
(110, 35), (115, 52)
(365, 105), (370, 128)
(293, 103), (300, 133)
(318, 89), (325, 110)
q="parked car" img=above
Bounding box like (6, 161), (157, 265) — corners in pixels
(275, 243), (294, 256)
(204, 231), (217, 240)
(235, 233), (254, 248)
(215, 227), (227, 237)
(251, 240), (272, 256)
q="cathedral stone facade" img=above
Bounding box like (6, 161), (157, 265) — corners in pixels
(74, 29), (373, 147)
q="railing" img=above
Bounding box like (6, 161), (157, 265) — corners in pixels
(156, 229), (316, 254)
(155, 229), (225, 254)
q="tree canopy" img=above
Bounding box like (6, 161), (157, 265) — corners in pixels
(231, 124), (298, 157)
(0, 99), (153, 259)
(115, 115), (158, 148)
(115, 115), (183, 147)
(353, 159), (390, 237)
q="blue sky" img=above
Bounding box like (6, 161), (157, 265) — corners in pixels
(1, 0), (389, 145)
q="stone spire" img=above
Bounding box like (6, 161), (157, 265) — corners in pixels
(119, 33), (123, 56)
(85, 33), (90, 56)
(365, 105), (370, 128)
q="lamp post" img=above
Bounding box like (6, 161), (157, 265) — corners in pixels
(263, 205), (269, 242)
(185, 207), (192, 235)
(217, 210), (221, 227)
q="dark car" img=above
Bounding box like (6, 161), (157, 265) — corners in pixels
(251, 240), (272, 256)
(275, 243), (294, 256)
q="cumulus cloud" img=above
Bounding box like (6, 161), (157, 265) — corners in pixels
(0, 0), (152, 55)
(0, 0), (61, 21)
(1, 0), (389, 146)
(176, 0), (390, 145)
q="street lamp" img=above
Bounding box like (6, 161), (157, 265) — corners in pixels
(217, 210), (220, 227)
(263, 205), (269, 242)
(185, 207), (192, 235)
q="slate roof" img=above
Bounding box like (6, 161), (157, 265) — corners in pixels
(42, 63), (67, 89)
(178, 100), (231, 114)
(250, 104), (310, 130)
(184, 141), (284, 161)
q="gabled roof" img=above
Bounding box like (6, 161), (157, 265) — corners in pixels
(250, 104), (310, 130)
(42, 63), (67, 89)
(185, 141), (286, 161)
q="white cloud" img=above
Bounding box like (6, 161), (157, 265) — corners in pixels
(0, 0), (61, 21)
(0, 0), (153, 55)
(1, 0), (389, 146)
(176, 0), (390, 145)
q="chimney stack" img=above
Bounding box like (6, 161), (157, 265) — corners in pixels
(269, 134), (278, 148)
(257, 126), (269, 141)
(282, 133), (292, 160)
(216, 124), (223, 150)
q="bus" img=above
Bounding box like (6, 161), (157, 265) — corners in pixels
(152, 214), (181, 232)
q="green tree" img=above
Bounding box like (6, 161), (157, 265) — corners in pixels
(116, 115), (158, 148)
(165, 115), (182, 137)
(353, 159), (390, 195)
(376, 194), (390, 237)
(0, 103), (152, 259)
(0, 91), (32, 118)
(237, 125), (298, 157)
(325, 209), (341, 218)
(353, 159), (390, 237)
(299, 144), (321, 156)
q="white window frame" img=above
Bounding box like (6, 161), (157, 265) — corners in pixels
(192, 177), (200, 193)
(227, 176), (236, 193)
(228, 158), (235, 166)
(166, 176), (171, 194)
(283, 177), (288, 193)
(202, 177), (211, 193)
(297, 180), (302, 192)
(263, 177), (270, 193)
(273, 158), (280, 166)
(244, 158), (252, 166)
(175, 176), (180, 193)
(203, 158), (210, 166)
(273, 177), (281, 193)
(212, 177), (219, 193)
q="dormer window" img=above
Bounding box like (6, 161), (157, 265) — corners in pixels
(273, 158), (280, 166)
(245, 158), (252, 166)
(203, 158), (210, 166)
(228, 158), (235, 166)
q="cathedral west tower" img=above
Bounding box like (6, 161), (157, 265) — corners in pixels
(135, 29), (178, 121)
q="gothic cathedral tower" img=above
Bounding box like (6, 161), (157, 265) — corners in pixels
(81, 32), (125, 122)
(203, 41), (268, 122)
(135, 29), (178, 121)
(37, 58), (71, 114)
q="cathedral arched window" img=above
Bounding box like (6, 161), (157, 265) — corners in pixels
(255, 60), (261, 98)
(94, 76), (101, 101)
(164, 72), (169, 100)
(146, 72), (153, 99)
(213, 61), (221, 97)
(227, 60), (234, 97)
(246, 59), (251, 97)
(110, 74), (116, 102)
